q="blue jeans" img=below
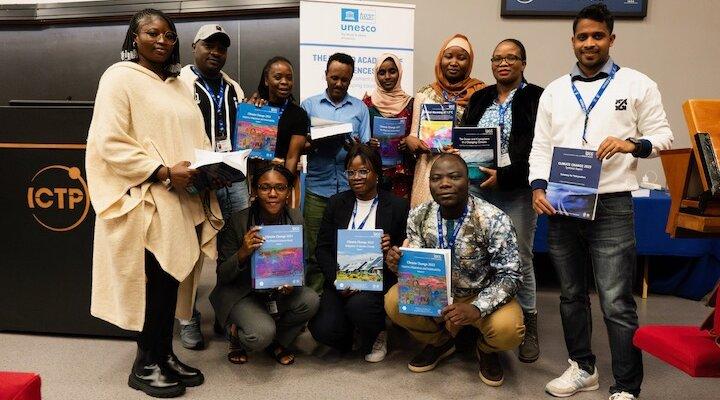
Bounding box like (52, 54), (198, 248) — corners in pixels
(548, 193), (642, 396)
(216, 181), (250, 220)
(471, 185), (537, 313)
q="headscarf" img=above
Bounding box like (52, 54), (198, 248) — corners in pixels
(430, 33), (485, 107)
(369, 53), (412, 117)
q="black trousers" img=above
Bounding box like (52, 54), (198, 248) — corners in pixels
(137, 250), (179, 361)
(308, 286), (385, 354)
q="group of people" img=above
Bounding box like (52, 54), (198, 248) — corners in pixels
(86, 3), (673, 400)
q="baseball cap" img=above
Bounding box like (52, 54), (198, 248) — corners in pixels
(193, 24), (231, 47)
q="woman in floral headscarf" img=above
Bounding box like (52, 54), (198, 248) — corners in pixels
(405, 34), (485, 207)
(363, 53), (414, 198)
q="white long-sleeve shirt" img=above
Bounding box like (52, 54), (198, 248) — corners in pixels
(529, 62), (673, 194)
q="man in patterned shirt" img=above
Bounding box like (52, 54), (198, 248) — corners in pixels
(385, 153), (525, 387)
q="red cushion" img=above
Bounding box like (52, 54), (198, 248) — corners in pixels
(0, 372), (41, 400)
(634, 325), (720, 377)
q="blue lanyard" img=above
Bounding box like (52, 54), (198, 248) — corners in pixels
(193, 67), (227, 136)
(276, 98), (290, 116)
(436, 204), (468, 250)
(351, 197), (379, 230)
(571, 63), (619, 144)
(497, 82), (526, 137)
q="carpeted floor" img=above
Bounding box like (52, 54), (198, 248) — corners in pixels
(2, 260), (719, 400)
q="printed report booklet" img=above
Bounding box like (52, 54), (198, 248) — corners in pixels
(452, 126), (498, 182)
(418, 103), (456, 151)
(335, 229), (384, 291)
(309, 116), (353, 141)
(188, 148), (251, 193)
(234, 102), (281, 160)
(397, 247), (452, 317)
(545, 147), (602, 220)
(373, 117), (406, 167)
(251, 225), (304, 289)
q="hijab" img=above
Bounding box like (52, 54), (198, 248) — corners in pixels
(369, 53), (412, 117)
(430, 33), (484, 107)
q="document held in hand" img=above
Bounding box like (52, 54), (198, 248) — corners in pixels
(309, 116), (353, 141)
(397, 247), (452, 317)
(545, 147), (602, 220)
(187, 148), (251, 193)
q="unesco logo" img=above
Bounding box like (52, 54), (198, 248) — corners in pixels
(340, 7), (377, 33)
(341, 8), (359, 22)
(27, 165), (90, 232)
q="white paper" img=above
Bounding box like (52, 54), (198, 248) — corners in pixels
(191, 148), (251, 176)
(310, 121), (353, 141)
(631, 189), (651, 198)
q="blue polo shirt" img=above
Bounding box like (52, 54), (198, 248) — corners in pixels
(301, 91), (371, 198)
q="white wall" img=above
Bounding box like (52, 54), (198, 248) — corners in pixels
(390, 0), (720, 186)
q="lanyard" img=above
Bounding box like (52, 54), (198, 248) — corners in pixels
(277, 98), (290, 116)
(351, 197), (379, 230)
(571, 63), (619, 144)
(436, 204), (468, 251)
(192, 67), (227, 136)
(497, 82), (526, 137)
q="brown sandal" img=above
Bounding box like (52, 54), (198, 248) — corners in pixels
(227, 324), (248, 364)
(265, 341), (295, 365)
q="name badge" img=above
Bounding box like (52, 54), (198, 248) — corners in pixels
(216, 138), (232, 152)
(498, 153), (511, 168)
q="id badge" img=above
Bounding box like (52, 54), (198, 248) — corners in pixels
(498, 152), (511, 168)
(266, 300), (278, 315)
(216, 137), (232, 152)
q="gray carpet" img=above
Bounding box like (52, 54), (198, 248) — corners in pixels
(2, 261), (719, 400)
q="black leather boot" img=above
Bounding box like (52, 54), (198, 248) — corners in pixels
(162, 352), (205, 387)
(518, 312), (540, 363)
(128, 348), (185, 398)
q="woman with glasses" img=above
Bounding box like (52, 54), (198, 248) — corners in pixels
(211, 163), (319, 366)
(404, 33), (485, 208)
(86, 9), (218, 398)
(309, 144), (409, 363)
(363, 53), (414, 198)
(460, 38), (544, 364)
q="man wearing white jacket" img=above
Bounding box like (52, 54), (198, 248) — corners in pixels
(528, 4), (673, 400)
(177, 24), (246, 351)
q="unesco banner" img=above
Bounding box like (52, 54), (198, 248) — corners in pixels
(299, 0), (415, 101)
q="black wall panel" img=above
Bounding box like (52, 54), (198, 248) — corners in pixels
(0, 15), (300, 105)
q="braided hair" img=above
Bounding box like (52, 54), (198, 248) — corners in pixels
(257, 56), (296, 103)
(120, 8), (181, 76)
(246, 162), (296, 229)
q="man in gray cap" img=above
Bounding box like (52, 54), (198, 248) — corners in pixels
(178, 24), (246, 350)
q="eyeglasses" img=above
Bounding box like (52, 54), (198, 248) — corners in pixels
(138, 30), (178, 44)
(490, 55), (522, 66)
(345, 169), (370, 178)
(257, 183), (289, 194)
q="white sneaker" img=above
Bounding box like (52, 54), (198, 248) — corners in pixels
(609, 392), (637, 400)
(364, 330), (387, 363)
(545, 359), (600, 397)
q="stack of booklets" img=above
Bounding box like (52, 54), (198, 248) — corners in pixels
(695, 132), (720, 196)
(452, 126), (498, 182)
(418, 103), (456, 151)
(309, 117), (353, 141)
(373, 117), (406, 167)
(188, 148), (251, 193)
(234, 102), (281, 160)
(545, 147), (602, 220)
(251, 225), (304, 289)
(335, 229), (384, 291)
(397, 247), (452, 317)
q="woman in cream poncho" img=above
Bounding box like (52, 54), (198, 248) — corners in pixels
(85, 9), (221, 398)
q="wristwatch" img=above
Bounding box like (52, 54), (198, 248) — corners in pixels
(627, 137), (642, 157)
(160, 166), (172, 189)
